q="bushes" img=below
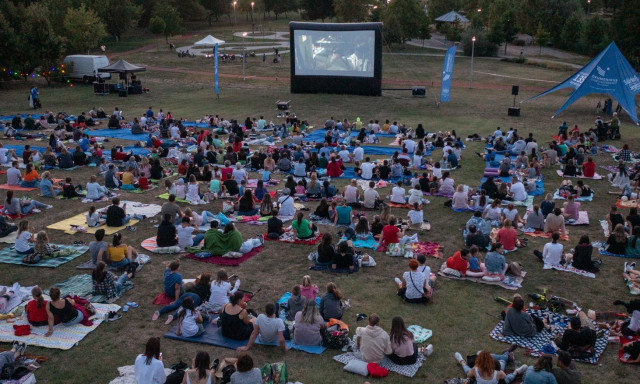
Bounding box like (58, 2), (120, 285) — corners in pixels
(461, 30), (498, 57)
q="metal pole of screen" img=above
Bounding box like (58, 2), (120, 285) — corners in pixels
(469, 36), (476, 89)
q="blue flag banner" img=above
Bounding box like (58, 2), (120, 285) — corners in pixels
(523, 42), (640, 124)
(214, 43), (219, 95)
(440, 46), (457, 102)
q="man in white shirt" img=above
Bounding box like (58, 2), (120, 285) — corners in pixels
(238, 303), (286, 352)
(493, 127), (502, 140)
(363, 181), (381, 209)
(389, 181), (407, 203)
(389, 122), (399, 134)
(505, 128), (515, 143)
(6, 162), (22, 186)
(525, 139), (538, 156)
(337, 146), (352, 163)
(232, 163), (248, 184)
(403, 139), (416, 154)
(170, 125), (180, 139)
(371, 120), (380, 133)
(360, 158), (376, 180)
(533, 232), (563, 266)
(353, 142), (364, 162)
(509, 177), (527, 201)
(342, 179), (360, 205)
(140, 115), (147, 127)
(355, 314), (392, 363)
(510, 138), (526, 154)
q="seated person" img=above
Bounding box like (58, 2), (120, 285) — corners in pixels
(533, 232), (564, 266)
(238, 303), (286, 352)
(466, 224), (490, 249)
(451, 185), (469, 210)
(333, 200), (352, 226)
(62, 177), (84, 199)
(92, 261), (133, 301)
(394, 259), (431, 304)
(156, 214), (178, 248)
(501, 296), (549, 337)
(105, 198), (130, 227)
(544, 208), (567, 235)
(575, 180), (591, 198)
(445, 249), (469, 276)
(0, 216), (17, 239)
(388, 316), (425, 365)
(319, 282), (343, 321)
(316, 234), (336, 264)
(388, 181), (407, 204)
(106, 233), (137, 269)
(483, 243), (508, 280)
(293, 300), (325, 346)
(607, 223), (628, 255)
(332, 241), (355, 271)
(202, 223), (263, 255)
(217, 291), (255, 341)
(266, 209), (285, 239)
(557, 316), (596, 356)
(25, 286), (49, 326)
(562, 196), (581, 221)
(525, 205), (545, 230)
(286, 285), (307, 322)
(86, 175), (109, 201)
(355, 314), (392, 363)
(495, 219), (518, 251)
(291, 212), (317, 240)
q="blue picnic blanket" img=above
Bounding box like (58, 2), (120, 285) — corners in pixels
(340, 235), (379, 250)
(85, 128), (148, 141)
(4, 144), (47, 157)
(598, 249), (640, 258)
(277, 292), (321, 308)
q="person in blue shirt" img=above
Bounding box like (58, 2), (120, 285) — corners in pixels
(447, 149), (459, 169)
(334, 200), (352, 226)
(162, 260), (183, 301)
(522, 355), (557, 384)
(40, 171), (61, 197)
(78, 135), (90, 152)
(146, 107), (154, 119)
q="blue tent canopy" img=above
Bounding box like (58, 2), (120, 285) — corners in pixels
(522, 42), (640, 125)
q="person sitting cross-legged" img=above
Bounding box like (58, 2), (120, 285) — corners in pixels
(237, 303), (287, 352)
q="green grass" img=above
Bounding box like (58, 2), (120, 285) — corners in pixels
(0, 27), (638, 384)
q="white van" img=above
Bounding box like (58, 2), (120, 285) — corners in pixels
(63, 55), (111, 83)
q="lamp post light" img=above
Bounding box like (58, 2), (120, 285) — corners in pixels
(233, 1), (237, 25)
(469, 36), (476, 89)
(242, 32), (247, 80)
(587, 0), (590, 15)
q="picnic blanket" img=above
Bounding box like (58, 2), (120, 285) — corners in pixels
(308, 262), (360, 274)
(0, 283), (35, 314)
(422, 191), (454, 198)
(521, 230), (570, 241)
(504, 196), (535, 209)
(309, 215), (334, 226)
(411, 241), (442, 258)
(81, 193), (120, 203)
(0, 302), (119, 350)
(451, 206), (476, 212)
(140, 237), (182, 254)
(407, 325), (432, 343)
(616, 198), (640, 209)
(0, 244), (88, 268)
(333, 352), (426, 378)
(599, 219), (610, 238)
(598, 249), (640, 259)
(183, 246), (263, 266)
(387, 202), (414, 209)
(47, 213), (140, 235)
(164, 319), (248, 349)
(0, 184), (41, 191)
(553, 189), (594, 202)
(277, 292), (322, 309)
(437, 262), (525, 290)
(341, 235), (379, 250)
(156, 193), (203, 205)
(556, 170), (603, 180)
(264, 233), (323, 245)
(544, 263), (596, 278)
(489, 308), (609, 364)
(255, 336), (327, 354)
(567, 211), (590, 226)
(48, 274), (133, 303)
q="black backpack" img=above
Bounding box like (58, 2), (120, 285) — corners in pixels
(220, 365), (236, 384)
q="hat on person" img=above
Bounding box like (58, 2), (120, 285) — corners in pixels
(281, 188), (290, 195)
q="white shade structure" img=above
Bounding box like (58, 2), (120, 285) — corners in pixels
(193, 35), (226, 47)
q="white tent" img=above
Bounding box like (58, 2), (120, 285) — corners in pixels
(193, 35), (225, 47)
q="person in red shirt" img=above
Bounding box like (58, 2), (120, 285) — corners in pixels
(25, 286), (51, 326)
(177, 159), (188, 176)
(379, 216), (403, 246)
(582, 156), (596, 178)
(496, 219), (518, 251)
(446, 249), (469, 276)
(232, 137), (243, 153)
(152, 137), (163, 149)
(111, 147), (128, 161)
(220, 161), (233, 181)
(326, 156), (344, 178)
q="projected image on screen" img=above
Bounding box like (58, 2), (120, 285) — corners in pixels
(294, 30), (375, 78)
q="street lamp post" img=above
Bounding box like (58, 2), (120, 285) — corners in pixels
(233, 1), (237, 25)
(242, 32), (247, 80)
(251, 2), (255, 35)
(469, 36), (476, 89)
(587, 0), (590, 15)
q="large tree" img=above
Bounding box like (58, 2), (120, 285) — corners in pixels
(334, 0), (369, 22)
(200, 0), (231, 24)
(300, 0), (334, 22)
(63, 4), (107, 54)
(610, 0), (640, 66)
(382, 0), (430, 47)
(583, 15), (608, 55)
(263, 0), (298, 20)
(487, 0), (518, 55)
(151, 1), (183, 43)
(169, 0), (207, 21)
(559, 11), (584, 52)
(534, 22), (551, 55)
(20, 3), (64, 84)
(100, 0), (142, 41)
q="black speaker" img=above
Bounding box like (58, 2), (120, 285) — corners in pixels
(277, 101), (290, 110)
(508, 107), (520, 116)
(412, 86), (426, 97)
(511, 85), (519, 96)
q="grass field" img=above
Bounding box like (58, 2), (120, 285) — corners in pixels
(0, 24), (638, 384)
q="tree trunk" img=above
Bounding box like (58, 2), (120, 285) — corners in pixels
(504, 43), (507, 55)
